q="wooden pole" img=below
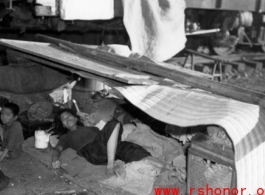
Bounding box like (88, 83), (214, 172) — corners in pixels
(35, 34), (265, 107)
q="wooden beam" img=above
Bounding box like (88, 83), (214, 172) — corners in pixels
(6, 45), (177, 87)
(36, 34), (211, 79)
(35, 34), (265, 107)
(7, 49), (125, 88)
(169, 52), (265, 65)
(2, 40), (173, 86)
(185, 49), (243, 67)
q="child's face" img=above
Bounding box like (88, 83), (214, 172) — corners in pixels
(1, 107), (17, 126)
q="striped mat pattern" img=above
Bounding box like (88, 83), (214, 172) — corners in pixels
(115, 85), (265, 194)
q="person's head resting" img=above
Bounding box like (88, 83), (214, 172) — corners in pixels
(1, 102), (19, 126)
(55, 108), (80, 132)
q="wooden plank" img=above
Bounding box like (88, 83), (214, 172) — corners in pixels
(185, 49), (245, 67)
(1, 40), (168, 86)
(241, 58), (263, 70)
(2, 37), (265, 106)
(184, 49), (247, 72)
(35, 34), (212, 79)
(7, 49), (125, 88)
(5, 44), (178, 87)
(32, 35), (265, 107)
(170, 52), (265, 65)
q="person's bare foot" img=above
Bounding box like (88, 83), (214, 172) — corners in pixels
(114, 164), (126, 179)
(105, 166), (115, 177)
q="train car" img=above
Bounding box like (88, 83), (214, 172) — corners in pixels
(185, 0), (265, 55)
(1, 0), (265, 56)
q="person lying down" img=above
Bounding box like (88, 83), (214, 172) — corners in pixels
(51, 108), (186, 182)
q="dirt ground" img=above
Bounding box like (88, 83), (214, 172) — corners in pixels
(222, 61), (265, 94)
(0, 152), (95, 195)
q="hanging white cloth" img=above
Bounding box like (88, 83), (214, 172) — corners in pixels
(123, 0), (187, 61)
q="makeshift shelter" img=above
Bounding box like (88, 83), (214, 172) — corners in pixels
(0, 35), (265, 195)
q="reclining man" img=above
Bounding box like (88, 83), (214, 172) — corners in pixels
(51, 108), (186, 182)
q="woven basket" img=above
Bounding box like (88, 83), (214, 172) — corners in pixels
(27, 101), (53, 121)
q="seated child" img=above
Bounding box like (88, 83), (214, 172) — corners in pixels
(0, 103), (24, 161)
